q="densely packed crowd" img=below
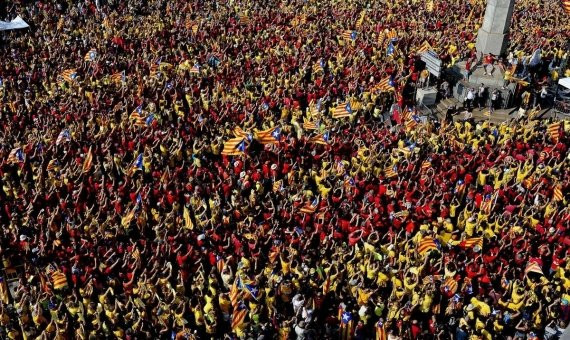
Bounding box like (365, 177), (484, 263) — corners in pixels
(0, 0), (569, 339)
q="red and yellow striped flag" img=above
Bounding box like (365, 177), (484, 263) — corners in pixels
(418, 237), (438, 255)
(300, 199), (318, 214)
(416, 40), (433, 55)
(463, 237), (483, 249)
(376, 320), (387, 340)
(441, 277), (458, 294)
(548, 122), (561, 141)
(221, 138), (246, 156)
(255, 127), (281, 144)
(384, 167), (398, 178)
(553, 185), (564, 201)
(332, 102), (353, 119)
(82, 146), (93, 173)
(233, 126), (250, 139)
(183, 206), (194, 230)
(373, 77), (395, 93)
(51, 271), (68, 290)
(303, 118), (318, 130)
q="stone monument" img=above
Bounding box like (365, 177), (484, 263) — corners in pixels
(450, 0), (516, 105)
(475, 0), (516, 56)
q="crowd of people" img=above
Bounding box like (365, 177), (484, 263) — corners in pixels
(0, 0), (569, 339)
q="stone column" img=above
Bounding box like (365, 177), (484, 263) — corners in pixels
(475, 0), (515, 56)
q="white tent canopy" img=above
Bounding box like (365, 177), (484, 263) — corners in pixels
(559, 77), (570, 91)
(0, 16), (29, 31)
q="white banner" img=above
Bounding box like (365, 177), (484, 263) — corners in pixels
(0, 16), (30, 31)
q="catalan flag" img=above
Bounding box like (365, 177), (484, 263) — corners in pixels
(46, 159), (59, 171)
(300, 198), (318, 214)
(384, 166), (398, 178)
(418, 237), (438, 256)
(221, 137), (246, 156)
(82, 147), (93, 173)
(480, 195), (493, 214)
(244, 283), (260, 301)
(386, 40), (396, 57)
(462, 237), (483, 249)
(183, 205), (194, 229)
(376, 320), (387, 340)
(130, 153), (144, 174)
(373, 77), (395, 93)
(416, 40), (433, 55)
(230, 276), (243, 307)
(441, 277), (458, 294)
(190, 63), (200, 74)
(313, 59), (325, 73)
(455, 179), (466, 195)
(562, 0), (570, 14)
(7, 147), (25, 164)
(309, 131), (330, 145)
(130, 105), (146, 127)
(59, 69), (78, 84)
(332, 102), (353, 119)
(405, 116), (421, 131)
(548, 121), (561, 141)
(303, 118), (318, 130)
(341, 30), (357, 41)
(231, 302), (248, 332)
(339, 306), (354, 340)
(525, 261), (544, 276)
(356, 11), (366, 29)
(84, 48), (97, 62)
(421, 159), (432, 171)
(56, 129), (71, 145)
(553, 185), (564, 201)
(377, 31), (385, 46)
(385, 29), (397, 41)
(255, 127), (281, 144)
(110, 71), (126, 84)
(233, 126), (251, 139)
(51, 271), (68, 290)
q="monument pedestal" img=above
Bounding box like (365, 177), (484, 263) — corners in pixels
(451, 61), (511, 106)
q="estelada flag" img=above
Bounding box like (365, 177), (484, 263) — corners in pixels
(376, 320), (387, 340)
(341, 30), (357, 41)
(309, 132), (330, 145)
(255, 127), (281, 144)
(462, 237), (483, 249)
(221, 138), (246, 156)
(384, 166), (398, 178)
(300, 198), (318, 214)
(332, 102), (352, 119)
(373, 77), (395, 93)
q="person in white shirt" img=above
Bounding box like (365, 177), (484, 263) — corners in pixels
(465, 88), (475, 110)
